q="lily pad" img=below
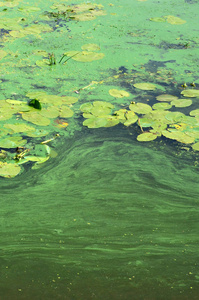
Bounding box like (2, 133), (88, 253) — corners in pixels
(192, 142), (199, 151)
(71, 51), (105, 62)
(40, 106), (60, 118)
(80, 102), (93, 113)
(83, 117), (108, 128)
(25, 129), (49, 137)
(171, 99), (192, 108)
(59, 106), (74, 118)
(181, 89), (199, 98)
(152, 102), (172, 110)
(165, 112), (185, 123)
(0, 136), (27, 148)
(129, 103), (152, 114)
(91, 101), (114, 116)
(61, 96), (78, 105)
(137, 132), (158, 142)
(133, 83), (156, 90)
(190, 109), (199, 117)
(4, 123), (35, 133)
(109, 89), (130, 98)
(162, 130), (195, 144)
(124, 111), (138, 126)
(22, 111), (50, 126)
(0, 162), (21, 178)
(156, 94), (178, 102)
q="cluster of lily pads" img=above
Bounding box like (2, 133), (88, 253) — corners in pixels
(80, 84), (199, 152)
(47, 2), (106, 22)
(0, 91), (78, 178)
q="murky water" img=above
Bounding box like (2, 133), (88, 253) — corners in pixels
(1, 127), (199, 299)
(0, 0), (199, 299)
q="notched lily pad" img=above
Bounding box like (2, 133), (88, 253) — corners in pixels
(0, 136), (27, 148)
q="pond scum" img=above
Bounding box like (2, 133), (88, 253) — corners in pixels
(0, 1), (198, 178)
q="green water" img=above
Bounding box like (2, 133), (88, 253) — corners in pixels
(0, 0), (199, 299)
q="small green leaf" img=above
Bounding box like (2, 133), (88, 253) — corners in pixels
(29, 99), (42, 110)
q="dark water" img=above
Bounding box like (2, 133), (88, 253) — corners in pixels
(1, 126), (199, 299)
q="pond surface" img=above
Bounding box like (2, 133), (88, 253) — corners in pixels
(0, 0), (199, 299)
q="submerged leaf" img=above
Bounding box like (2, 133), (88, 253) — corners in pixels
(71, 51), (105, 62)
(133, 83), (156, 90)
(165, 15), (186, 25)
(81, 44), (100, 51)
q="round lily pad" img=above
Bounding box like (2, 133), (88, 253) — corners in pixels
(137, 132), (158, 142)
(61, 96), (78, 105)
(59, 106), (74, 118)
(124, 112), (138, 126)
(83, 117), (107, 128)
(152, 102), (172, 110)
(4, 123), (35, 133)
(129, 103), (152, 114)
(181, 89), (199, 98)
(109, 89), (130, 98)
(0, 136), (27, 148)
(171, 99), (192, 108)
(22, 111), (50, 126)
(133, 83), (156, 90)
(40, 106), (60, 118)
(162, 130), (195, 144)
(80, 102), (93, 113)
(25, 129), (49, 137)
(156, 94), (178, 102)
(0, 162), (21, 178)
(165, 112), (185, 123)
(190, 109), (199, 117)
